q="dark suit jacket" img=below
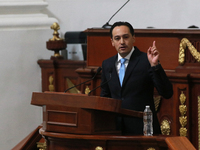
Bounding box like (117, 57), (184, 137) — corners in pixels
(100, 47), (173, 135)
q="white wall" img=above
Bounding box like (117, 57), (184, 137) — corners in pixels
(44, 0), (200, 35)
(1, 0), (200, 149)
(0, 29), (53, 150)
(0, 0), (57, 149)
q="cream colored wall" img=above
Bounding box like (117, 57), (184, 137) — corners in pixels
(1, 0), (200, 149)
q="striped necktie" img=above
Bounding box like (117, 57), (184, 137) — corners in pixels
(119, 58), (126, 86)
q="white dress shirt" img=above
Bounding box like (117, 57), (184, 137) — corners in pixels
(116, 47), (135, 75)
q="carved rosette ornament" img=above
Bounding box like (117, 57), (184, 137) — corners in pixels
(179, 91), (187, 136)
(179, 38), (200, 65)
(160, 119), (171, 135)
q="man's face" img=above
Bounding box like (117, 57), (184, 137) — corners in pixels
(111, 25), (135, 58)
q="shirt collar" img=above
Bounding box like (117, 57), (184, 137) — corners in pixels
(117, 46), (135, 62)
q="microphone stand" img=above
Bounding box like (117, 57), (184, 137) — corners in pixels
(64, 67), (102, 93)
(88, 69), (112, 96)
(102, 0), (130, 29)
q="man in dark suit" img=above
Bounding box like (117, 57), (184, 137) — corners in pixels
(100, 21), (173, 135)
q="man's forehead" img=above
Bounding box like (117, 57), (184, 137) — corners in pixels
(112, 26), (130, 35)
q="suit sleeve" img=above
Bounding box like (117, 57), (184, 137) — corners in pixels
(100, 60), (111, 98)
(149, 63), (173, 99)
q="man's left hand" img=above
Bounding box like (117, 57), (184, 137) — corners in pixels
(147, 41), (160, 66)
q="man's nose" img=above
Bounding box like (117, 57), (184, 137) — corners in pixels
(120, 38), (125, 44)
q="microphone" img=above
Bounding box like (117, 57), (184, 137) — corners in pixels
(102, 0), (130, 29)
(88, 68), (113, 96)
(64, 67), (102, 93)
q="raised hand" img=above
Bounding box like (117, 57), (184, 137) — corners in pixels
(147, 41), (160, 66)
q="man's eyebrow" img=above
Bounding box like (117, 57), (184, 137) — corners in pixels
(114, 34), (129, 38)
(122, 34), (129, 36)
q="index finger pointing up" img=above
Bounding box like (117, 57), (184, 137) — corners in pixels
(153, 41), (156, 47)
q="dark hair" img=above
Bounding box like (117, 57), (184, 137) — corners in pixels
(110, 21), (134, 38)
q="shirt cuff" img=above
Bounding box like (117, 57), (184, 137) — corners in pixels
(151, 63), (161, 71)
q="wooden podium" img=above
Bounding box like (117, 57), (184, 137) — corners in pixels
(31, 92), (143, 135)
(31, 92), (196, 150)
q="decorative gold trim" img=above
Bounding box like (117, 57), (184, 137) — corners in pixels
(160, 119), (171, 135)
(179, 38), (200, 65)
(147, 148), (155, 150)
(179, 127), (187, 137)
(179, 105), (187, 116)
(37, 141), (47, 150)
(66, 78), (80, 93)
(198, 96), (200, 150)
(179, 92), (186, 104)
(154, 96), (161, 112)
(85, 86), (90, 94)
(49, 22), (63, 41)
(95, 146), (103, 150)
(179, 91), (187, 136)
(48, 75), (54, 91)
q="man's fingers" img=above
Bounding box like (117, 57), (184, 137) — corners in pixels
(153, 41), (156, 47)
(147, 47), (151, 53)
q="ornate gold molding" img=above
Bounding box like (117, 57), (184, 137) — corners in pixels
(161, 119), (171, 135)
(179, 38), (200, 65)
(179, 91), (187, 136)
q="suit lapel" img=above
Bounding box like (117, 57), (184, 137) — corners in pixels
(111, 55), (122, 88)
(122, 47), (141, 87)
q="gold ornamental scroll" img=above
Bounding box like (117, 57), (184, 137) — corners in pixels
(179, 38), (200, 65)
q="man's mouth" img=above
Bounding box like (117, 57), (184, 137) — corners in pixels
(120, 46), (126, 50)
